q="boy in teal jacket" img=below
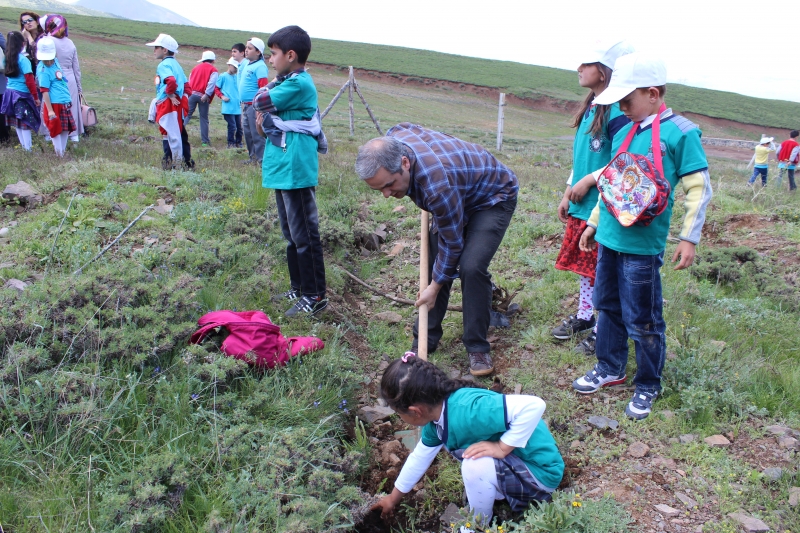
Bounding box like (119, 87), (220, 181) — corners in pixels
(252, 26), (327, 317)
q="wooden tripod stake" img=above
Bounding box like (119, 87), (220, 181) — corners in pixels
(418, 210), (429, 361)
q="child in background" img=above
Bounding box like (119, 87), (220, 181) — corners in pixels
(569, 53), (713, 420)
(1, 31), (41, 151)
(371, 355), (564, 528)
(747, 135), (776, 187)
(36, 36), (75, 156)
(253, 26), (327, 317)
(551, 40), (633, 355)
(231, 42), (247, 78)
(215, 58), (243, 148)
(776, 130), (799, 191)
(145, 33), (193, 170)
(239, 37), (269, 164)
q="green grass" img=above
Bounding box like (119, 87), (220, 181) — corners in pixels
(1, 6), (799, 128)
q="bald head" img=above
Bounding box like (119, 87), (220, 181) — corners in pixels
(355, 136), (405, 180)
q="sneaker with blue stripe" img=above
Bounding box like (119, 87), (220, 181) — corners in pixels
(625, 389), (658, 420)
(572, 364), (627, 394)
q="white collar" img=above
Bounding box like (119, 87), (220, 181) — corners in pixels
(638, 108), (673, 130)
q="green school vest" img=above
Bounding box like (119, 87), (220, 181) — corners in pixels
(261, 71), (319, 190)
(421, 388), (564, 490)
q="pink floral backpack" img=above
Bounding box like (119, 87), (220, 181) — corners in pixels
(189, 310), (324, 368)
(597, 104), (671, 227)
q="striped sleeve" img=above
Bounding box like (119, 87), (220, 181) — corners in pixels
(679, 170), (712, 244)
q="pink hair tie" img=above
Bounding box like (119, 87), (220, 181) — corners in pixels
(401, 351), (416, 363)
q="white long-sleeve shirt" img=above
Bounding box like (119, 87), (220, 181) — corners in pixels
(393, 394), (546, 493)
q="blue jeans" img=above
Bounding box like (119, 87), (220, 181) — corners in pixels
(748, 166), (768, 185)
(223, 114), (243, 146)
(593, 245), (666, 393)
(275, 187), (326, 297)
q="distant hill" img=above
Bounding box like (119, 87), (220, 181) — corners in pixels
(0, 0), (116, 18)
(75, 0), (196, 26)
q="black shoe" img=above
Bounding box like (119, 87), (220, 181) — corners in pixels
(161, 157), (173, 170)
(183, 159), (196, 171)
(285, 295), (328, 318)
(551, 315), (596, 340)
(272, 288), (301, 303)
(468, 352), (494, 376)
(574, 332), (596, 356)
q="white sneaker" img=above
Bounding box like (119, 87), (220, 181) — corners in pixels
(572, 364), (627, 394)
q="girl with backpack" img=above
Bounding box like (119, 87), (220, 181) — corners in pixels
(36, 36), (75, 156)
(550, 40), (634, 355)
(1, 31), (41, 151)
(370, 355), (564, 528)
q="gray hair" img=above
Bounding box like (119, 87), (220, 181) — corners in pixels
(355, 137), (405, 180)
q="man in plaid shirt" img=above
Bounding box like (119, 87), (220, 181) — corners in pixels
(356, 123), (518, 376)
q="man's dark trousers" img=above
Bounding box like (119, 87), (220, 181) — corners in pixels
(275, 187), (326, 297)
(413, 199), (516, 354)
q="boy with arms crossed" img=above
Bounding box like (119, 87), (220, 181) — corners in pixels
(569, 53), (713, 420)
(253, 26), (327, 317)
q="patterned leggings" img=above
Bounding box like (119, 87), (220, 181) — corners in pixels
(577, 275), (594, 321)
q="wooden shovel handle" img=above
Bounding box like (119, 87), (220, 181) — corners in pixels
(418, 210), (429, 360)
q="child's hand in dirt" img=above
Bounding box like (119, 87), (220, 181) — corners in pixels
(672, 240), (696, 270)
(579, 226), (597, 252)
(371, 489), (403, 520)
(569, 174), (596, 203)
(462, 440), (514, 460)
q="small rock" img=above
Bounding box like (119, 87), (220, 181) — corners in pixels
(778, 436), (798, 449)
(3, 279), (28, 293)
(583, 487), (603, 497)
(573, 423), (591, 437)
(154, 198), (173, 215)
(375, 311), (403, 324)
(628, 442), (650, 458)
(679, 434), (696, 444)
(788, 487), (800, 507)
(764, 425), (790, 436)
(112, 202), (130, 212)
(651, 456), (677, 470)
(387, 242), (406, 256)
(660, 410), (675, 420)
(447, 369), (461, 380)
(588, 415), (619, 430)
(461, 375), (476, 383)
(392, 205), (406, 213)
(654, 504), (681, 518)
(378, 361), (389, 371)
(2, 181), (43, 206)
(0, 227), (9, 237)
(357, 405), (395, 424)
(505, 302), (522, 316)
(675, 492), (697, 508)
(570, 440), (584, 449)
(727, 512), (770, 532)
(440, 502), (462, 524)
(704, 435), (731, 447)
(524, 343), (535, 351)
(762, 467), (782, 482)
(388, 453), (401, 466)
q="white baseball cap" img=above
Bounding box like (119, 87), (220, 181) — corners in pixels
(759, 135), (774, 144)
(581, 39), (635, 69)
(36, 36), (56, 60)
(248, 37), (265, 54)
(593, 52), (667, 105)
(198, 50), (216, 62)
(146, 33), (179, 53)
(226, 57), (239, 68)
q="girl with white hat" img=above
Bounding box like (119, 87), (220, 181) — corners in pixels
(747, 135), (777, 187)
(36, 35), (75, 156)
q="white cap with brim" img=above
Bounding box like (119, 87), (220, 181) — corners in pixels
(226, 57), (239, 68)
(146, 33), (179, 53)
(759, 136), (774, 144)
(198, 50), (216, 62)
(36, 36), (56, 61)
(581, 39), (635, 69)
(248, 37), (265, 54)
(593, 52), (667, 106)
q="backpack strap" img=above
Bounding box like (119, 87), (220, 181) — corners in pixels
(614, 102), (667, 178)
(189, 322), (224, 344)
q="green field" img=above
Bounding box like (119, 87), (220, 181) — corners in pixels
(1, 9), (800, 533)
(2, 6), (799, 129)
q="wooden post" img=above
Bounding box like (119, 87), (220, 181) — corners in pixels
(418, 211), (429, 361)
(320, 80), (349, 120)
(348, 66), (355, 136)
(496, 92), (506, 151)
(353, 79), (383, 135)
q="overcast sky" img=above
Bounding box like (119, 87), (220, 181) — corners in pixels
(109, 0), (800, 102)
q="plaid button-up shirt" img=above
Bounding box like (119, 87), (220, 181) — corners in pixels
(388, 123), (518, 284)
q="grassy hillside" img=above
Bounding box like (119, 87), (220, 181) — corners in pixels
(1, 6), (798, 129)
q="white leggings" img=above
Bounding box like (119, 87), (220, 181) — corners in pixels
(461, 457), (504, 524)
(16, 128), (32, 151)
(52, 132), (69, 156)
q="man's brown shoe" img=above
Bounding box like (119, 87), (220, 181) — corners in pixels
(469, 352), (494, 376)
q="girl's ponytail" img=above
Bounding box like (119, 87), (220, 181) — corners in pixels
(380, 355), (482, 413)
